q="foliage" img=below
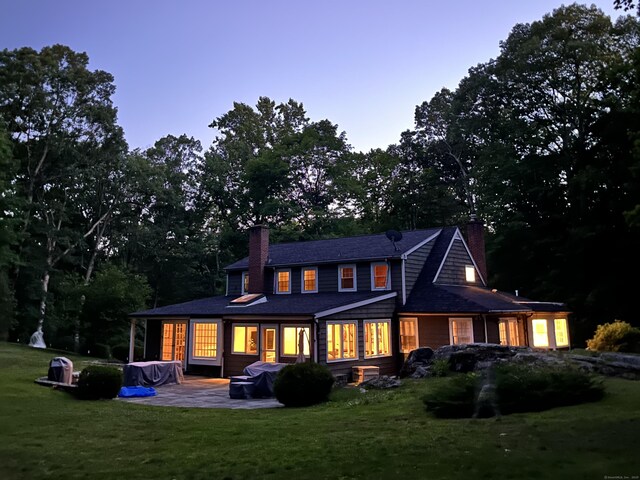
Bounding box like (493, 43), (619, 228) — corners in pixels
(273, 362), (335, 407)
(587, 320), (640, 353)
(76, 365), (123, 400)
(430, 358), (450, 377)
(423, 364), (604, 418)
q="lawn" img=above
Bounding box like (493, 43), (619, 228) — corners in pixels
(0, 342), (638, 480)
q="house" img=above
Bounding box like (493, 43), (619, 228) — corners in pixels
(128, 218), (570, 378)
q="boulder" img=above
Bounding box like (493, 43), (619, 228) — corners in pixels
(399, 347), (434, 377)
(360, 375), (402, 389)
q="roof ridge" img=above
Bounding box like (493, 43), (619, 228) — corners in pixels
(267, 227), (442, 248)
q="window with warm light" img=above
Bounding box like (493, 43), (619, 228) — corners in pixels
(532, 319), (549, 347)
(301, 267), (318, 293)
(232, 325), (258, 354)
(193, 323), (218, 358)
(282, 326), (311, 356)
(371, 262), (389, 290)
(276, 269), (291, 294)
(242, 272), (250, 294)
(449, 318), (474, 344)
(465, 265), (476, 283)
(554, 318), (569, 347)
(327, 322), (357, 361)
(499, 318), (520, 346)
(400, 318), (418, 353)
(338, 265), (357, 291)
(365, 320), (391, 357)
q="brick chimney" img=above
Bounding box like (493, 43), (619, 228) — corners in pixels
(466, 214), (488, 284)
(248, 225), (269, 294)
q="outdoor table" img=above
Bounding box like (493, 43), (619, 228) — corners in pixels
(123, 360), (184, 387)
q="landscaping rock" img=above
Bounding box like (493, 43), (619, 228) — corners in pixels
(400, 347), (434, 377)
(360, 375), (402, 389)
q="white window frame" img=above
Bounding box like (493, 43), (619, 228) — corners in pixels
(364, 319), (392, 358)
(465, 265), (476, 283)
(301, 267), (318, 294)
(554, 318), (569, 347)
(498, 317), (519, 346)
(370, 262), (391, 291)
(189, 319), (223, 366)
(241, 271), (249, 295)
(326, 320), (359, 363)
(449, 317), (474, 345)
(275, 268), (292, 295)
(338, 264), (357, 292)
(281, 325), (311, 358)
(231, 323), (259, 355)
(399, 317), (419, 353)
(531, 318), (549, 348)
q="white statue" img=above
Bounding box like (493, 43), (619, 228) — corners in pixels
(29, 326), (46, 349)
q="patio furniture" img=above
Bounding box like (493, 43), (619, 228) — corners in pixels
(123, 360), (184, 387)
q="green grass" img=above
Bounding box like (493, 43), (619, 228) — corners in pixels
(1, 342), (639, 480)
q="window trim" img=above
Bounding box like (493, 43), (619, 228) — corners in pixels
(301, 267), (318, 294)
(364, 319), (392, 358)
(326, 320), (359, 363)
(531, 318), (549, 347)
(231, 323), (259, 355)
(370, 262), (391, 291)
(554, 318), (569, 347)
(280, 325), (312, 358)
(338, 264), (357, 292)
(448, 317), (475, 345)
(498, 317), (519, 346)
(399, 317), (419, 353)
(275, 268), (292, 295)
(189, 319), (222, 366)
(241, 271), (249, 295)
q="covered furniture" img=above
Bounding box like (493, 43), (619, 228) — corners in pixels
(228, 361), (286, 398)
(47, 357), (74, 384)
(123, 360), (184, 387)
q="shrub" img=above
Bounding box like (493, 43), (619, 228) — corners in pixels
(423, 364), (604, 418)
(273, 362), (335, 407)
(77, 365), (123, 400)
(423, 374), (477, 418)
(431, 358), (450, 377)
(88, 343), (112, 359)
(587, 320), (640, 353)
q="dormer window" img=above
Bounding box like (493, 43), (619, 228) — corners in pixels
(465, 265), (476, 283)
(241, 272), (250, 294)
(276, 269), (291, 294)
(338, 265), (357, 292)
(371, 262), (390, 290)
(302, 267), (318, 293)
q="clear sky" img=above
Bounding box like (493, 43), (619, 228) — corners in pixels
(1, 1), (622, 153)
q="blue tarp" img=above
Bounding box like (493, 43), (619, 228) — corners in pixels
(118, 386), (157, 398)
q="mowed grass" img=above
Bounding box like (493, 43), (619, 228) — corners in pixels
(0, 342), (639, 480)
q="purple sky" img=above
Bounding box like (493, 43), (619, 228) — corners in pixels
(1, 1), (622, 153)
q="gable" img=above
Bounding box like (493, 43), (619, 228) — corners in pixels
(404, 237), (436, 297)
(434, 231), (485, 286)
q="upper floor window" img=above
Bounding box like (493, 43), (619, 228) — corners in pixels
(241, 272), (250, 294)
(338, 265), (357, 292)
(465, 265), (476, 283)
(276, 269), (291, 294)
(371, 262), (390, 290)
(301, 267), (318, 293)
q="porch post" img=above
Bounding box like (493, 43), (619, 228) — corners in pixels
(128, 318), (136, 363)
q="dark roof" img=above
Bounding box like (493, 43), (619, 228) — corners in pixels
(401, 284), (567, 314)
(131, 291), (396, 318)
(415, 227), (458, 283)
(225, 228), (442, 270)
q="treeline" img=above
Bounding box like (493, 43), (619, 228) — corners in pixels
(0, 4), (638, 352)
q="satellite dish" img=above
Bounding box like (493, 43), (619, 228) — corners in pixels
(386, 230), (403, 251)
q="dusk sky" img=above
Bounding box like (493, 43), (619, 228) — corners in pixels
(1, 1), (622, 153)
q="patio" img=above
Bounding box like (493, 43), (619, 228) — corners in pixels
(117, 376), (283, 409)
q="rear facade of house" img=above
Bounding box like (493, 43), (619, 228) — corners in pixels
(130, 220), (571, 379)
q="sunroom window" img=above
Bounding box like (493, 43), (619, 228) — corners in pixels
(193, 323), (218, 358)
(364, 320), (391, 357)
(282, 326), (311, 356)
(232, 325), (258, 354)
(554, 318), (569, 347)
(400, 318), (418, 353)
(327, 322), (357, 361)
(532, 319), (549, 347)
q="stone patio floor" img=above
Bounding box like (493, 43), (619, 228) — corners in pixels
(117, 376), (283, 409)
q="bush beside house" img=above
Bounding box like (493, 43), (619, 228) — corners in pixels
(273, 363), (335, 407)
(77, 365), (123, 400)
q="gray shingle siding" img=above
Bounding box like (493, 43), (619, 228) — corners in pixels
(227, 271), (243, 296)
(435, 238), (482, 286)
(404, 238), (435, 295)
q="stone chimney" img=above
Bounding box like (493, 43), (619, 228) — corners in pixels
(248, 225), (269, 294)
(466, 214), (488, 283)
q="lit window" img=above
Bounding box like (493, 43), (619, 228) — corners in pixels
(554, 318), (569, 347)
(532, 319), (549, 347)
(232, 325), (258, 354)
(450, 318), (474, 344)
(400, 318), (418, 353)
(365, 320), (391, 357)
(338, 265), (357, 291)
(371, 262), (389, 290)
(499, 318), (520, 346)
(242, 272), (250, 294)
(282, 326), (311, 356)
(276, 270), (291, 294)
(302, 267), (317, 293)
(465, 265), (476, 282)
(193, 323), (218, 358)
(327, 322), (357, 361)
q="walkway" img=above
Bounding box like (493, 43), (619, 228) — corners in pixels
(117, 376), (283, 409)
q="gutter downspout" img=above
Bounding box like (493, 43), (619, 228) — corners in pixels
(313, 317), (319, 363)
(128, 318), (136, 363)
(483, 315), (488, 343)
(401, 256), (407, 305)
